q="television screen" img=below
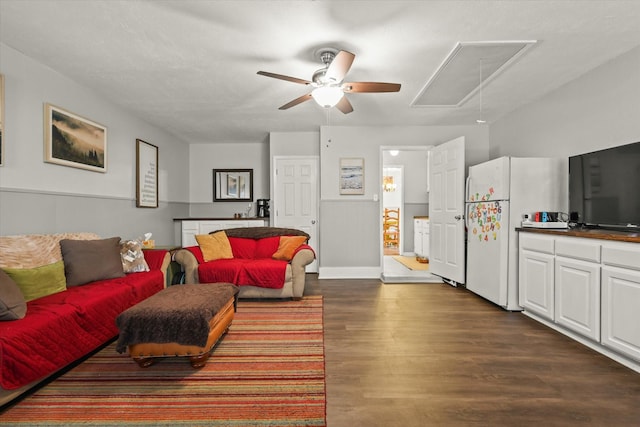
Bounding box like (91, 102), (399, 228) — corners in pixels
(569, 141), (640, 231)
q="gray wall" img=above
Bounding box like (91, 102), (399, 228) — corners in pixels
(188, 140), (271, 218)
(318, 125), (490, 277)
(0, 44), (190, 244)
(490, 45), (640, 158)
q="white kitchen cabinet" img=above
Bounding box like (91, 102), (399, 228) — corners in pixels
(413, 218), (429, 260)
(180, 219), (265, 246)
(555, 256), (601, 341)
(554, 237), (601, 341)
(601, 241), (640, 361)
(519, 230), (640, 370)
(519, 233), (555, 320)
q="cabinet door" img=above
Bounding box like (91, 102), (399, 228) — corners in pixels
(181, 221), (200, 247)
(555, 256), (600, 341)
(199, 221), (228, 235)
(519, 249), (555, 320)
(601, 266), (640, 361)
(422, 225), (430, 259)
(414, 219), (423, 256)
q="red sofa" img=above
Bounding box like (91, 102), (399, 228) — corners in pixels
(0, 233), (169, 406)
(173, 227), (315, 299)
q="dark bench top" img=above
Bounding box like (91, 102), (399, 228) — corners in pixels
(115, 283), (238, 352)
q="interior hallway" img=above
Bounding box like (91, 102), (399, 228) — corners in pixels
(381, 255), (442, 283)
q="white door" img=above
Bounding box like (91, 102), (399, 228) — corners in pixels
(428, 136), (466, 285)
(273, 156), (319, 273)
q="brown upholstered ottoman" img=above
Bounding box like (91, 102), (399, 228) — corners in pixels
(115, 283), (239, 368)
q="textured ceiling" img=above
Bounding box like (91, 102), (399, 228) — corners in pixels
(1, 0), (639, 143)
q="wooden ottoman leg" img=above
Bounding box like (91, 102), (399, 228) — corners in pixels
(133, 357), (157, 368)
(189, 353), (211, 368)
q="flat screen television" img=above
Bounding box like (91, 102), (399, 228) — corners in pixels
(569, 141), (640, 232)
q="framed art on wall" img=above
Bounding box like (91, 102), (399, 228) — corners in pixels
(44, 103), (107, 172)
(339, 157), (365, 195)
(0, 73), (4, 166)
(213, 169), (253, 202)
(136, 139), (158, 208)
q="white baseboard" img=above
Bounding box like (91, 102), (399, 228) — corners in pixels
(318, 266), (381, 279)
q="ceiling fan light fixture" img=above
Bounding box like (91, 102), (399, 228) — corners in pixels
(311, 86), (344, 108)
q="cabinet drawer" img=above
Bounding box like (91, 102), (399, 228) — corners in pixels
(556, 237), (600, 262)
(602, 242), (640, 271)
(519, 233), (554, 254)
(181, 221), (199, 231)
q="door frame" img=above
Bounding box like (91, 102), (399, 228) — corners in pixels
(381, 164), (404, 255)
(379, 145), (431, 278)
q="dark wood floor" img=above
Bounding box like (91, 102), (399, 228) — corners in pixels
(303, 275), (640, 426)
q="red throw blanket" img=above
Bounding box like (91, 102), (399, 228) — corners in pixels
(198, 258), (288, 289)
(0, 271), (163, 390)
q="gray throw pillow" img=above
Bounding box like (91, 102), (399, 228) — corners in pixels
(0, 268), (27, 321)
(60, 237), (125, 287)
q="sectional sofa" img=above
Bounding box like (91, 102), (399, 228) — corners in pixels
(0, 233), (170, 406)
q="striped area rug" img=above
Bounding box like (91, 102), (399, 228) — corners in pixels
(2, 296), (325, 426)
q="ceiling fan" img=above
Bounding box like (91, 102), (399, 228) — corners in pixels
(257, 48), (401, 114)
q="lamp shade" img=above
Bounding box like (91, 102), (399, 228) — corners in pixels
(311, 86), (344, 108)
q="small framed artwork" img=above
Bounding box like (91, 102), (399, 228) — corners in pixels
(0, 73), (4, 166)
(213, 169), (253, 202)
(44, 103), (107, 172)
(136, 139), (158, 208)
(340, 157), (365, 195)
(227, 174), (238, 197)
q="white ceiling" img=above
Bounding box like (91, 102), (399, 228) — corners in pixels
(1, 0), (639, 144)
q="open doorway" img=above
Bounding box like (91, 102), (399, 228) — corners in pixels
(380, 147), (442, 283)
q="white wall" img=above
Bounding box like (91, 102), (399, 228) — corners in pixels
(490, 45), (640, 158)
(0, 44), (190, 243)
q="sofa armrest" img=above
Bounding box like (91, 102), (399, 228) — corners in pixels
(173, 248), (200, 284)
(143, 249), (171, 287)
(290, 247), (315, 298)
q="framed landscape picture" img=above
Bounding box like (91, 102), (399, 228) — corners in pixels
(339, 157), (365, 195)
(44, 103), (107, 172)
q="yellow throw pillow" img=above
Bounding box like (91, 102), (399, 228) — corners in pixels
(3, 261), (67, 302)
(272, 236), (307, 261)
(196, 232), (234, 262)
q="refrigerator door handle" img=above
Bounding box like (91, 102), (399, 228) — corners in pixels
(465, 175), (471, 201)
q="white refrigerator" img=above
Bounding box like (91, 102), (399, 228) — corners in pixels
(465, 157), (567, 311)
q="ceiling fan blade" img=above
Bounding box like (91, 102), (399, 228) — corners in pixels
(343, 82), (401, 93)
(325, 50), (355, 83)
(335, 96), (354, 114)
(257, 71), (311, 85)
(279, 93), (313, 110)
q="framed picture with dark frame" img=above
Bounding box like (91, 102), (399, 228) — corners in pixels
(213, 169), (253, 202)
(44, 103), (107, 172)
(0, 73), (4, 166)
(136, 139), (158, 208)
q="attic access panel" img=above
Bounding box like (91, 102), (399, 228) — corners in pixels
(412, 41), (537, 107)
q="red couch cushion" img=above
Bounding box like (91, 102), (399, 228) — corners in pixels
(228, 237), (257, 259)
(255, 236), (280, 258)
(198, 258), (287, 289)
(0, 271), (164, 390)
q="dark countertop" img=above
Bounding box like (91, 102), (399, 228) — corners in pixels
(516, 227), (640, 243)
(174, 217), (267, 221)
